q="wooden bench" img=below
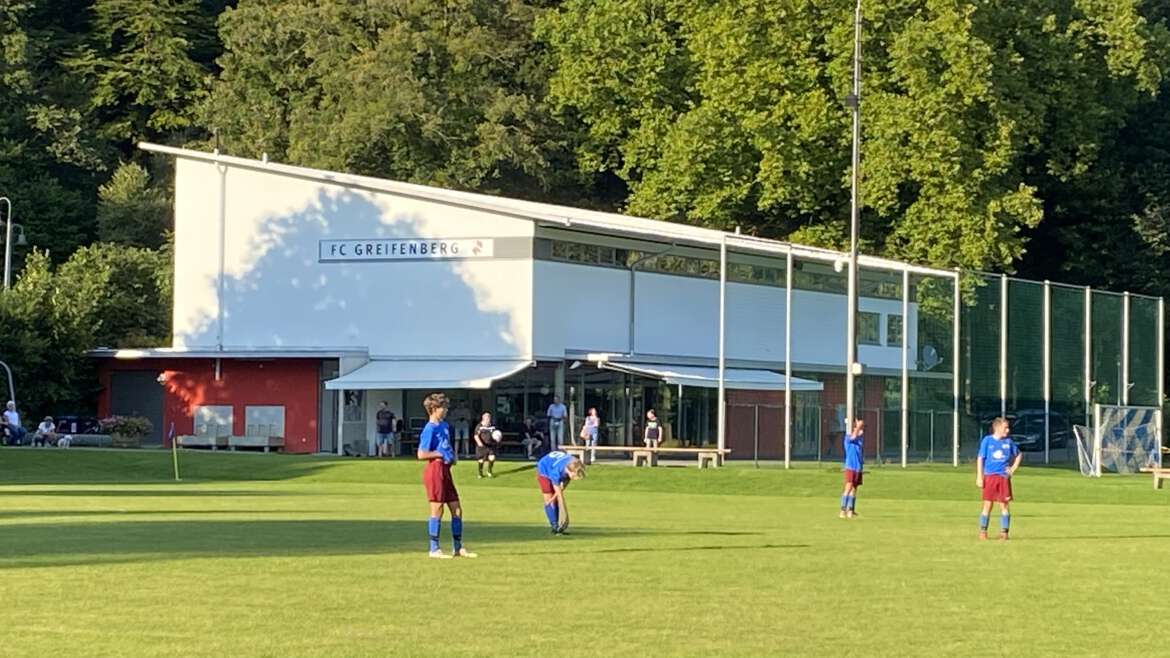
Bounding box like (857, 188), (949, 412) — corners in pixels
(228, 436), (284, 453)
(1149, 468), (1170, 490)
(558, 444), (731, 468)
(177, 435), (229, 450)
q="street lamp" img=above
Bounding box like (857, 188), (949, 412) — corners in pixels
(845, 0), (863, 430)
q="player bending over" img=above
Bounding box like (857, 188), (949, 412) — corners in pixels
(976, 417), (1022, 541)
(536, 450), (586, 535)
(840, 419), (864, 519)
(417, 393), (476, 559)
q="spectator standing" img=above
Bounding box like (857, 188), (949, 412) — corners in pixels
(546, 396), (567, 448)
(374, 402), (397, 458)
(450, 401), (472, 458)
(643, 409), (662, 448)
(580, 407), (600, 462)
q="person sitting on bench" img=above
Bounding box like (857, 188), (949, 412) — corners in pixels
(643, 409), (662, 448)
(521, 417), (545, 460)
(33, 416), (57, 447)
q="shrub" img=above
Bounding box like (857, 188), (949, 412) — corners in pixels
(99, 415), (153, 438)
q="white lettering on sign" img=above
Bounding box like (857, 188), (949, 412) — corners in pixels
(319, 239), (495, 262)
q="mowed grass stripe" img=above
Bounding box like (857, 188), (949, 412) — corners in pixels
(1, 450), (1169, 657)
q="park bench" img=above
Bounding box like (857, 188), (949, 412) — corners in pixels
(61, 433), (111, 448)
(1147, 467), (1170, 490)
(228, 435), (284, 453)
(558, 444), (731, 468)
(176, 435), (229, 450)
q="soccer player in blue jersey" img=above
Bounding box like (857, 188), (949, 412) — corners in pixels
(839, 419), (864, 519)
(416, 392), (476, 559)
(977, 417), (1022, 541)
(536, 450), (586, 534)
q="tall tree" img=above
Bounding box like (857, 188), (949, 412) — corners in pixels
(203, 0), (586, 199)
(539, 0), (1170, 273)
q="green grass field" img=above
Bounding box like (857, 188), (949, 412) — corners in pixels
(2, 449), (1169, 657)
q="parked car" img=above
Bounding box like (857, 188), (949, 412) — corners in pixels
(998, 410), (1070, 452)
(54, 416), (103, 435)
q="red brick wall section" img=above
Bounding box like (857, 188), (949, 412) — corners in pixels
(816, 374), (886, 460)
(97, 358), (321, 453)
(725, 389), (785, 460)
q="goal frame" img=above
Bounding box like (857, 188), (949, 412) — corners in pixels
(1091, 404), (1164, 477)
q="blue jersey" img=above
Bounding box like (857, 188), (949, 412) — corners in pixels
(843, 433), (863, 472)
(537, 450), (575, 485)
(419, 421), (456, 464)
(978, 435), (1019, 476)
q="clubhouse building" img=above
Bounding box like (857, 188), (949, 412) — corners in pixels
(93, 143), (981, 462)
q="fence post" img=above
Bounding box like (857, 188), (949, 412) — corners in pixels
(1000, 274), (1008, 417)
(952, 270), (961, 467)
(901, 269), (909, 468)
(1043, 281), (1051, 465)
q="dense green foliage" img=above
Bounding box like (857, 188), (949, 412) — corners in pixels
(1, 453), (1169, 657)
(2, 0), (1170, 413)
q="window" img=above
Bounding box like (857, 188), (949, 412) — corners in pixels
(887, 315), (903, 346)
(194, 405), (233, 437)
(858, 312), (881, 345)
(245, 405), (285, 438)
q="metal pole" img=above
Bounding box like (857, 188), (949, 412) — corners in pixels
(1122, 292), (1130, 406)
(1000, 274), (1008, 417)
(0, 359), (14, 405)
(1, 197), (13, 289)
(1159, 297), (1165, 467)
(336, 389), (346, 456)
(785, 250), (793, 469)
(1085, 286), (1092, 425)
(753, 405), (759, 468)
(717, 236), (727, 455)
(953, 270), (960, 467)
(845, 0), (862, 435)
(901, 269), (909, 468)
(1043, 281), (1051, 464)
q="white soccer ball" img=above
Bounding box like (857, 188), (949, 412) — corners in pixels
(491, 429), (503, 441)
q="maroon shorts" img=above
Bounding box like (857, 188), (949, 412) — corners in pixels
(423, 460), (459, 503)
(537, 475), (555, 495)
(844, 469), (863, 486)
(982, 474), (1013, 503)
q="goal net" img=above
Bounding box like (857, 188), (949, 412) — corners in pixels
(1077, 405), (1163, 477)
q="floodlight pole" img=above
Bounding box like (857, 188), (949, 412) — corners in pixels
(845, 0), (862, 432)
(1, 197), (13, 290)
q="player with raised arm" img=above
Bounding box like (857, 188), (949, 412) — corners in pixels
(416, 393), (476, 559)
(977, 417), (1022, 541)
(840, 419), (864, 519)
(536, 450), (586, 535)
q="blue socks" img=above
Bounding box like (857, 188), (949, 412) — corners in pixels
(979, 514), (989, 531)
(840, 495), (849, 510)
(1000, 513), (1010, 532)
(428, 517), (441, 552)
(451, 517), (463, 552)
(544, 502), (559, 529)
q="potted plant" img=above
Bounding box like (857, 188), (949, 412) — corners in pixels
(100, 415), (153, 448)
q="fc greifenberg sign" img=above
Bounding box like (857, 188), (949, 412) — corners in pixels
(318, 238), (494, 262)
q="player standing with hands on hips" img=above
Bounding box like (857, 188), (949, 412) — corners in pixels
(416, 393), (476, 559)
(840, 419), (864, 519)
(536, 450), (586, 535)
(977, 417), (1022, 541)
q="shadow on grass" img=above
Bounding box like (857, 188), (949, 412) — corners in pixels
(502, 543), (809, 557)
(1015, 534), (1170, 542)
(0, 509), (324, 520)
(0, 489), (300, 497)
(0, 519), (661, 569)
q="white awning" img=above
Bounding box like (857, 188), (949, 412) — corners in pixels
(325, 359), (533, 390)
(599, 362), (823, 392)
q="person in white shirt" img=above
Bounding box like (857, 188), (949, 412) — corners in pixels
(546, 396), (567, 447)
(34, 416), (57, 448)
(450, 401), (472, 457)
(4, 401), (25, 445)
